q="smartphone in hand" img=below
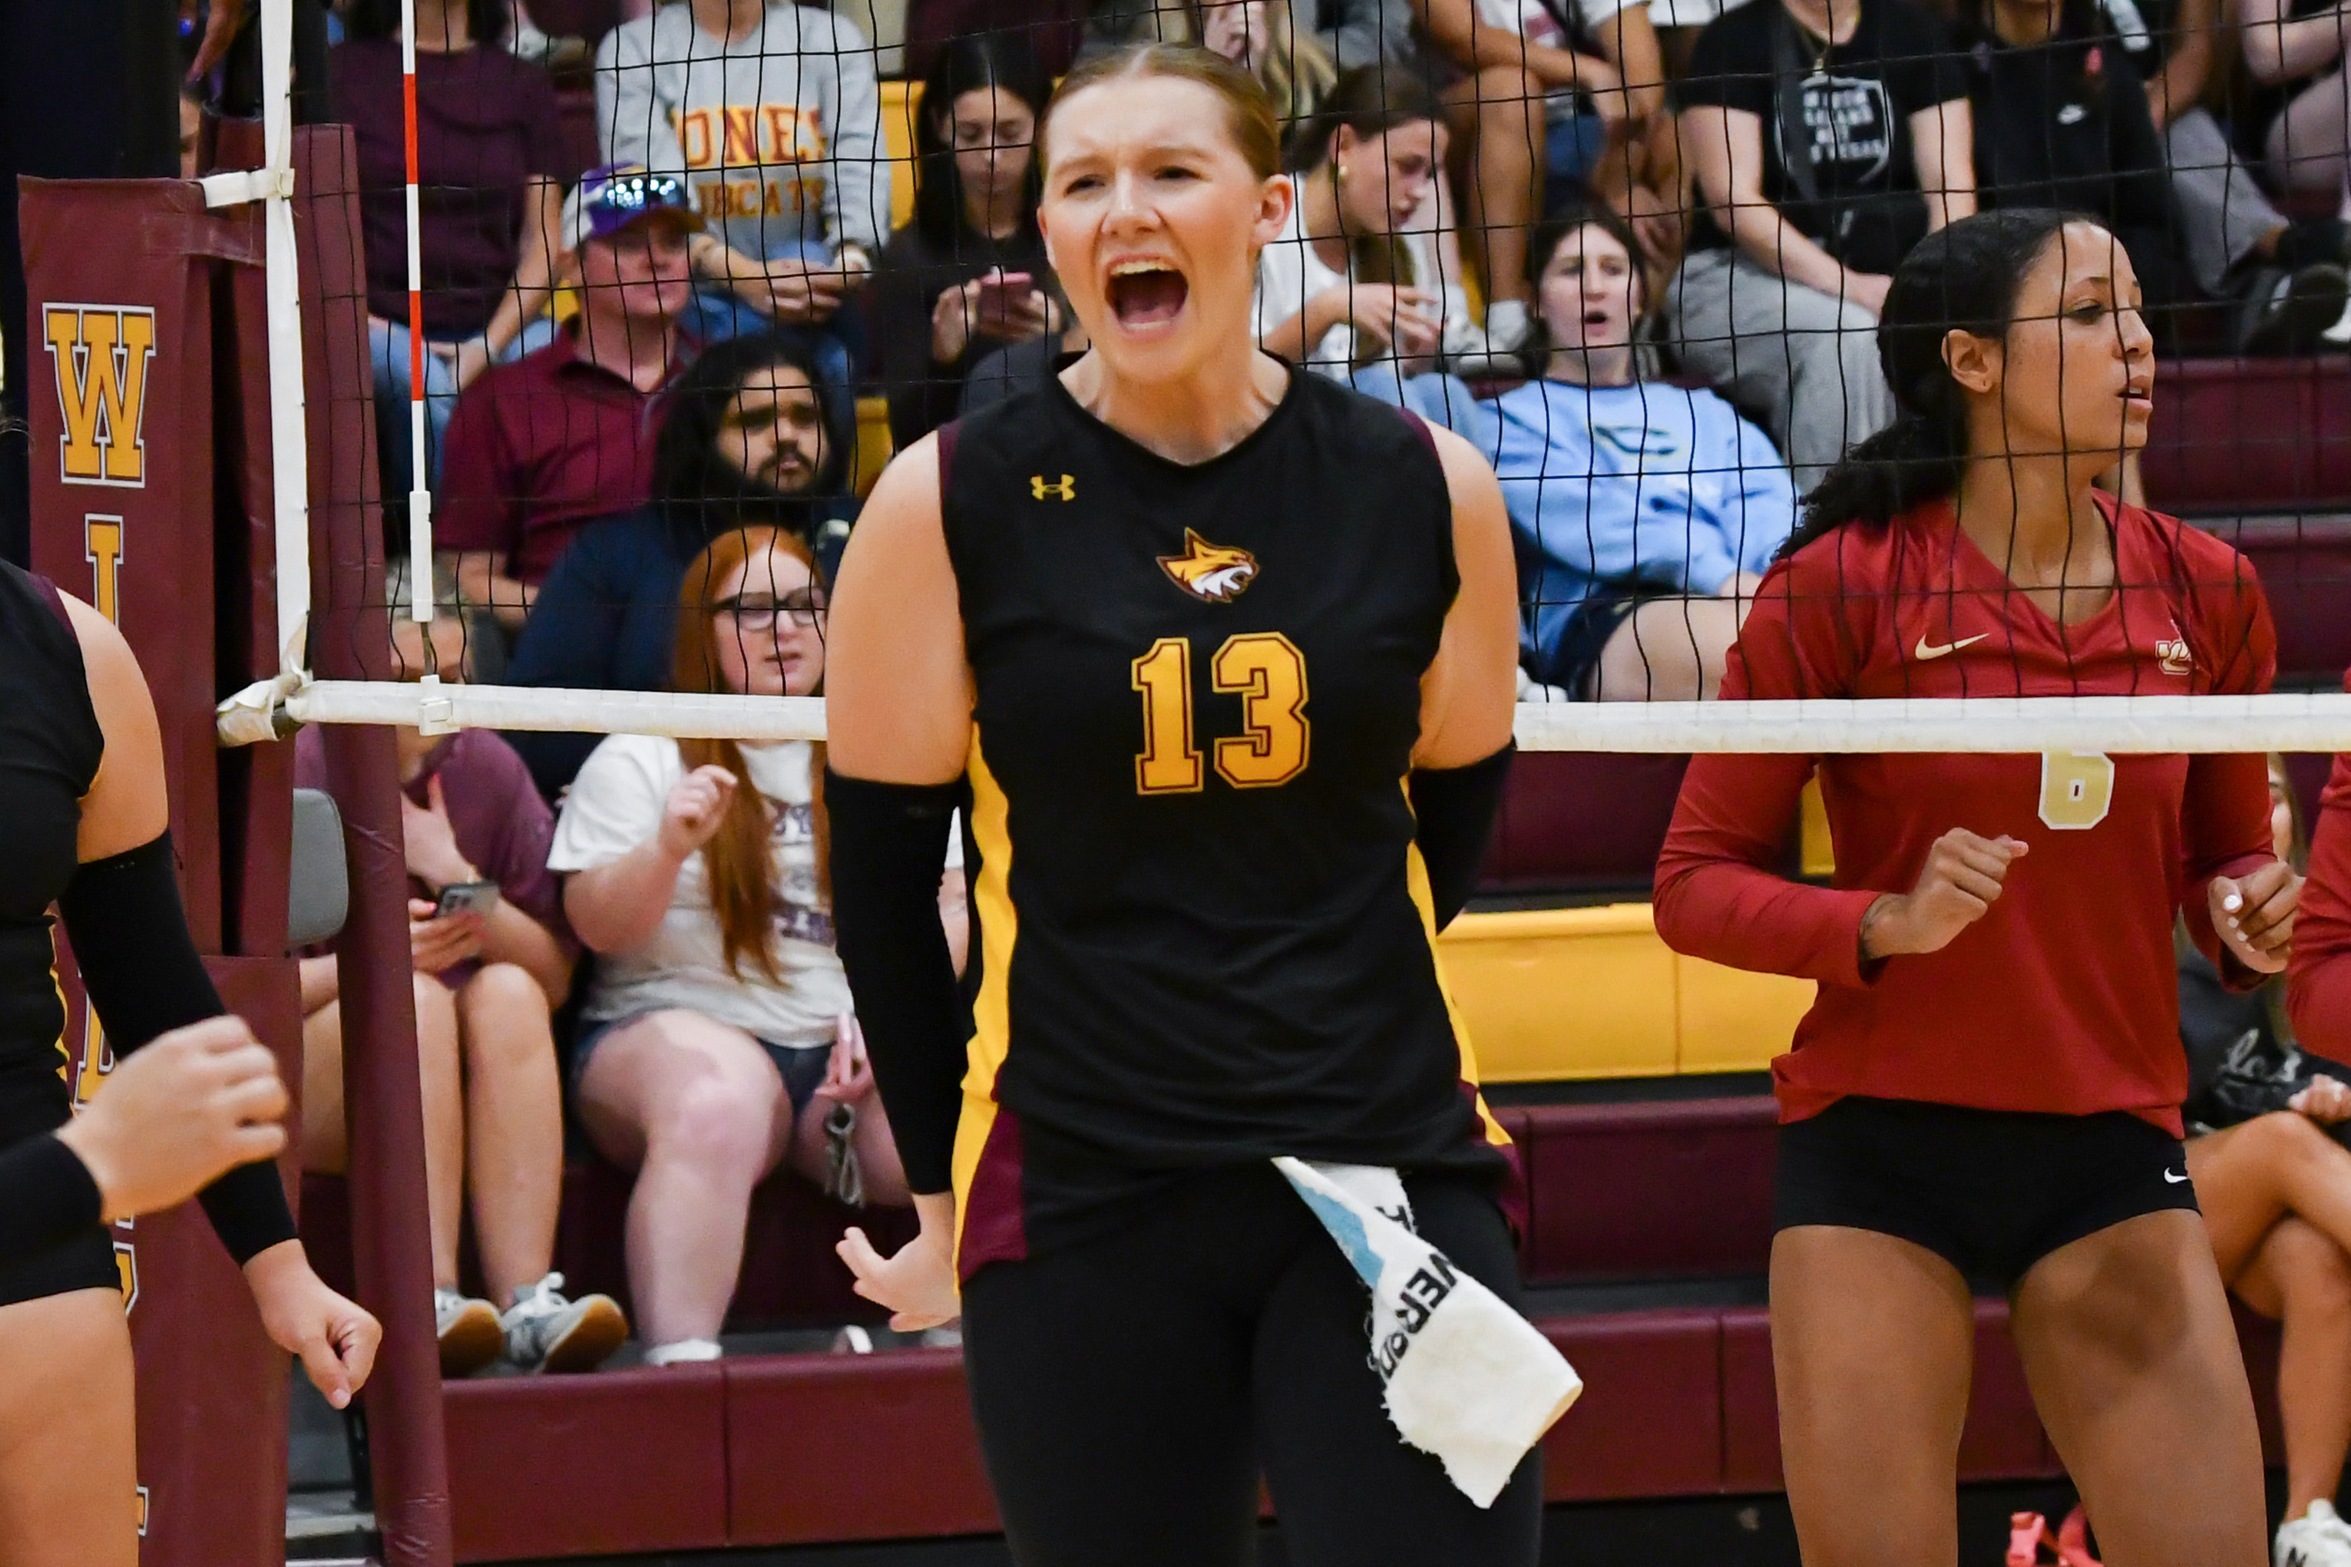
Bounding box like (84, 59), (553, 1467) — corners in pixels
(433, 880), (500, 919)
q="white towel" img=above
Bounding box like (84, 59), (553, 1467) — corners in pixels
(1273, 1158), (1583, 1507)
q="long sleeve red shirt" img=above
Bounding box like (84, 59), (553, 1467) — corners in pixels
(2288, 694), (2351, 1061)
(1654, 495), (2277, 1133)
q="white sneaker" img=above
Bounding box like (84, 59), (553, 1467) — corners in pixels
(1484, 298), (1532, 351)
(435, 1287), (504, 1378)
(2277, 1499), (2351, 1567)
(2325, 291), (2351, 346)
(642, 1337), (723, 1367)
(500, 1272), (628, 1374)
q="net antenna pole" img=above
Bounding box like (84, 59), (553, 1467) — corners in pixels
(398, 0), (453, 726)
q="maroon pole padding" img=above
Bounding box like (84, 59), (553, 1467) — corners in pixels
(18, 175), (289, 1567)
(290, 123), (457, 1567)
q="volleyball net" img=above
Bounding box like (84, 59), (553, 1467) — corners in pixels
(205, 0), (2351, 765)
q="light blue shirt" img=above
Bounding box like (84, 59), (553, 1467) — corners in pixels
(1404, 375), (1798, 682)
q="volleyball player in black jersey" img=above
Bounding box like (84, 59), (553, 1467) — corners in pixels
(0, 563), (378, 1566)
(824, 43), (1528, 1567)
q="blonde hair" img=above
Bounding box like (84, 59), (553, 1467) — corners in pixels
(1041, 43), (1284, 180)
(1171, 2), (1336, 127)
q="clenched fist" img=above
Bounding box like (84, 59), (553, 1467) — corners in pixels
(659, 765), (740, 860)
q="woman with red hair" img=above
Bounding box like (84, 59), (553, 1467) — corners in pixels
(552, 528), (953, 1365)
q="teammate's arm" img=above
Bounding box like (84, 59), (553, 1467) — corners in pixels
(1404, 429), (1521, 927)
(825, 437), (971, 1331)
(61, 594), (382, 1409)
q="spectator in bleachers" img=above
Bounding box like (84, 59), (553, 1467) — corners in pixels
(551, 529), (938, 1366)
(1082, 0), (1336, 124)
(298, 613), (628, 1378)
(507, 332), (855, 799)
(1407, 205), (1793, 698)
(597, 0), (888, 410)
(2236, 0), (2351, 244)
(2092, 0), (2351, 350)
(1410, 0), (1667, 232)
(437, 164), (699, 634)
(1957, 0), (2191, 337)
(1254, 71), (1481, 394)
(334, 0), (570, 502)
(1669, 0), (1976, 489)
(2185, 757), (2351, 1566)
(873, 33), (1059, 451)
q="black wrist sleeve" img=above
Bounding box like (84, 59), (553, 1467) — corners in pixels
(57, 833), (297, 1264)
(824, 771), (971, 1196)
(0, 1134), (103, 1262)
(1409, 744), (1514, 931)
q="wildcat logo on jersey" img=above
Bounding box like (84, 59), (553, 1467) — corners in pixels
(44, 304), (157, 488)
(1031, 473), (1076, 502)
(1159, 529), (1259, 604)
(2155, 630), (2193, 678)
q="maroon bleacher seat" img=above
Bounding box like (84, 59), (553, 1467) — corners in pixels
(521, 0), (626, 47)
(2144, 358), (2351, 513)
(1480, 751), (1692, 896)
(1518, 1099), (1777, 1284)
(2193, 513), (2351, 686)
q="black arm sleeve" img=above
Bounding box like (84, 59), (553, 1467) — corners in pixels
(824, 770), (970, 1196)
(1409, 744), (1514, 930)
(0, 1134), (102, 1263)
(56, 833), (297, 1263)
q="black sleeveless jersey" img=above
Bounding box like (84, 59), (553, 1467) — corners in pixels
(0, 565), (104, 1143)
(938, 369), (1514, 1270)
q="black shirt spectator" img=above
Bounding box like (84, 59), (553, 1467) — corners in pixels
(872, 33), (1058, 452)
(1677, 0), (1969, 276)
(1960, 0), (2185, 321)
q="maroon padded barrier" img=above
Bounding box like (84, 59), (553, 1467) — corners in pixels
(444, 1367), (729, 1563)
(21, 178), (228, 947)
(726, 1352), (1000, 1545)
(2194, 514), (2351, 686)
(1541, 1311), (1723, 1501)
(1519, 1099), (1778, 1284)
(1721, 1300), (2057, 1494)
(2143, 359), (2351, 513)
(1480, 752), (1692, 893)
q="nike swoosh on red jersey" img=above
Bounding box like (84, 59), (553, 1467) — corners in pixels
(1912, 633), (1991, 661)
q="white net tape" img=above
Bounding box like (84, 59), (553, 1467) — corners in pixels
(218, 680), (2351, 754)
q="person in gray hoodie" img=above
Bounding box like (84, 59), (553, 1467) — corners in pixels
(597, 0), (888, 401)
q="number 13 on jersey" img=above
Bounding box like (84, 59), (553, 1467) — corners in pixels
(1132, 635), (1311, 794)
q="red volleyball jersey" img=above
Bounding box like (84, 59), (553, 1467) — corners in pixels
(1654, 493), (2278, 1132)
(2288, 678), (2351, 1063)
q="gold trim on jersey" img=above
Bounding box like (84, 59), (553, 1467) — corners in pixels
(1400, 778), (1513, 1153)
(949, 731), (1018, 1270)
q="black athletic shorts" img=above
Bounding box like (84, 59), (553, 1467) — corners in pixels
(0, 1065), (119, 1308)
(1775, 1096), (2200, 1291)
(960, 1162), (1542, 1567)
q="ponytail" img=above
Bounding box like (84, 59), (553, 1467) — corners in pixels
(1787, 207), (2083, 554)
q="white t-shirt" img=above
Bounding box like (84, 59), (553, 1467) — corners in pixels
(1252, 203), (1468, 378)
(549, 733), (850, 1047)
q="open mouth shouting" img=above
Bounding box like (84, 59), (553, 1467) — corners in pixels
(1107, 257), (1189, 332)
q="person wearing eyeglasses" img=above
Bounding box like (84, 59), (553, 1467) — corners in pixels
(550, 529), (954, 1367)
(295, 609), (627, 1378)
(505, 331), (856, 801)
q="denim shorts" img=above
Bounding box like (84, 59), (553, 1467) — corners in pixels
(569, 1012), (831, 1115)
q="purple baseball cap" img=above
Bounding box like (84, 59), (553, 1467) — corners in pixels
(567, 162), (702, 249)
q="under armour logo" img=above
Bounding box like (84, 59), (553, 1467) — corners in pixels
(1031, 473), (1076, 501)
